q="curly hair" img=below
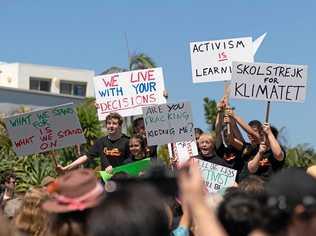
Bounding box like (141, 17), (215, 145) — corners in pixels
(14, 188), (48, 236)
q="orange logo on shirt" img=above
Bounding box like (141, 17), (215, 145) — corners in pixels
(103, 148), (121, 157)
(259, 158), (271, 167)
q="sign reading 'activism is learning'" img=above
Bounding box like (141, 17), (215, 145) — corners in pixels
(230, 62), (308, 102)
(142, 102), (195, 146)
(93, 68), (166, 120)
(194, 158), (237, 193)
(190, 34), (266, 83)
(4, 103), (86, 156)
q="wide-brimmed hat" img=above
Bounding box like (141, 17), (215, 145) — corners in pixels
(42, 169), (104, 213)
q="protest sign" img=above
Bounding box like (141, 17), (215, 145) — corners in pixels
(143, 102), (195, 146)
(4, 103), (86, 156)
(230, 62), (308, 102)
(193, 158), (237, 193)
(190, 33), (266, 83)
(93, 68), (167, 120)
(168, 141), (198, 167)
(99, 158), (151, 181)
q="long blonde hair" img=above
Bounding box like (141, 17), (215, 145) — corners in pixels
(14, 188), (48, 236)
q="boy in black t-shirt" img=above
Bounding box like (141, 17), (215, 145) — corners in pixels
(57, 113), (131, 172)
(247, 124), (286, 180)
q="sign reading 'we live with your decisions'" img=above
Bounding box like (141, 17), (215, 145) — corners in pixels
(94, 68), (166, 120)
(4, 103), (86, 156)
(230, 62), (308, 102)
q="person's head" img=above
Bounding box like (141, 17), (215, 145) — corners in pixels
(88, 183), (170, 236)
(14, 188), (48, 236)
(43, 169), (104, 236)
(218, 190), (266, 236)
(129, 135), (146, 159)
(105, 113), (123, 136)
(197, 133), (215, 156)
(265, 168), (316, 235)
(3, 172), (16, 192)
(133, 117), (146, 136)
(194, 127), (204, 142)
(238, 175), (266, 196)
(248, 120), (263, 145)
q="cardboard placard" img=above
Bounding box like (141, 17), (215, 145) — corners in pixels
(143, 102), (195, 146)
(94, 68), (167, 119)
(190, 33), (266, 83)
(230, 61), (308, 102)
(4, 103), (86, 156)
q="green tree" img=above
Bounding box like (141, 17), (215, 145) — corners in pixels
(101, 53), (156, 75)
(285, 144), (316, 168)
(203, 97), (218, 132)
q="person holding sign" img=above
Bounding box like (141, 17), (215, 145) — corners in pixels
(247, 124), (286, 180)
(57, 112), (131, 173)
(195, 133), (227, 167)
(214, 98), (246, 182)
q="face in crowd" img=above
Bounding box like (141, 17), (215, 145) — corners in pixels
(135, 119), (146, 137)
(129, 137), (144, 158)
(198, 134), (215, 157)
(5, 177), (16, 191)
(106, 118), (121, 136)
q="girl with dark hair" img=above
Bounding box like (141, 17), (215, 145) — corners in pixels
(129, 135), (147, 161)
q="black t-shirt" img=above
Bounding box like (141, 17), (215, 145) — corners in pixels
(254, 147), (286, 180)
(86, 134), (131, 170)
(238, 142), (259, 182)
(215, 144), (245, 182)
(194, 153), (228, 167)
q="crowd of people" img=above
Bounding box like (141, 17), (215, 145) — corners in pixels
(1, 97), (316, 236)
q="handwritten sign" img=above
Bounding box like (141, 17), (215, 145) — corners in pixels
(4, 103), (86, 156)
(230, 62), (308, 102)
(142, 102), (195, 146)
(190, 33), (266, 83)
(93, 68), (167, 120)
(194, 158), (237, 193)
(168, 141), (198, 167)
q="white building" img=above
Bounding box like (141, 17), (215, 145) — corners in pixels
(0, 63), (95, 115)
(0, 63), (95, 97)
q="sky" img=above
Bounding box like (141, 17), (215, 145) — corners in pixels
(0, 0), (315, 148)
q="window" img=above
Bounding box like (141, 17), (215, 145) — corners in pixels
(60, 81), (86, 97)
(29, 77), (51, 92)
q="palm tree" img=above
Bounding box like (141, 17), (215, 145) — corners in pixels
(203, 97), (217, 131)
(285, 144), (316, 168)
(100, 53), (156, 75)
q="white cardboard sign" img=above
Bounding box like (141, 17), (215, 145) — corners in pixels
(194, 158), (237, 193)
(4, 103), (86, 156)
(230, 61), (308, 102)
(142, 102), (195, 146)
(168, 141), (198, 167)
(190, 33), (266, 83)
(93, 68), (167, 120)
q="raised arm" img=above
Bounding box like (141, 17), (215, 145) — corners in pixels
(262, 123), (284, 161)
(248, 143), (267, 173)
(228, 110), (261, 143)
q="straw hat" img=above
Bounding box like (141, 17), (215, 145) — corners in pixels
(42, 169), (104, 213)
